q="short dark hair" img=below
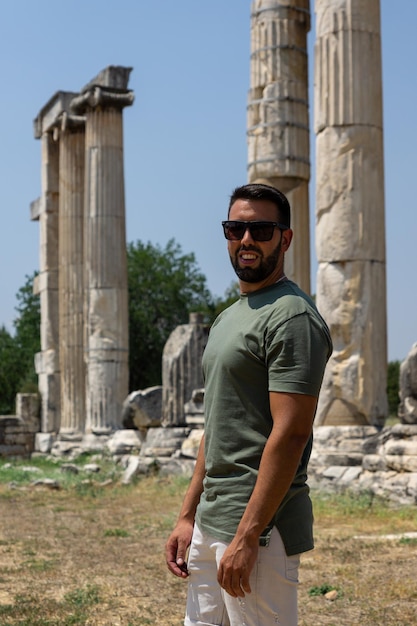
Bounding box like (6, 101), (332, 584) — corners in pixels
(228, 183), (291, 228)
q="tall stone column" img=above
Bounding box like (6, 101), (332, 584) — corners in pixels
(314, 0), (388, 426)
(32, 92), (76, 433)
(57, 113), (86, 437)
(248, 0), (311, 292)
(71, 67), (134, 435)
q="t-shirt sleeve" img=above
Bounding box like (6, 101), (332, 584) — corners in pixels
(266, 312), (330, 397)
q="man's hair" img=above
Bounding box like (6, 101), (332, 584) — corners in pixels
(228, 183), (291, 228)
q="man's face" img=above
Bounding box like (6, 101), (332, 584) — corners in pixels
(227, 198), (292, 292)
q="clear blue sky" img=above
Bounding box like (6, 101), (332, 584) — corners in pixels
(1, 1), (416, 362)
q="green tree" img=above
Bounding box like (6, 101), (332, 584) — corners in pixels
(0, 273), (40, 413)
(13, 273), (41, 389)
(127, 239), (214, 390)
(387, 360), (401, 417)
(0, 325), (22, 414)
(209, 281), (240, 320)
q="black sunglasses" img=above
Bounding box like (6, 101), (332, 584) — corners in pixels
(222, 220), (289, 242)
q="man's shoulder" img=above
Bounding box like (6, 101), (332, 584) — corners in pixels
(248, 280), (315, 314)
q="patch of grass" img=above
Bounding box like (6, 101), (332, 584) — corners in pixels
(311, 489), (417, 533)
(64, 584), (101, 608)
(399, 536), (417, 546)
(23, 558), (55, 572)
(104, 527), (130, 537)
(0, 455), (123, 490)
(308, 583), (338, 596)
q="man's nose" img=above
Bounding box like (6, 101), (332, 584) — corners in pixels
(240, 226), (255, 244)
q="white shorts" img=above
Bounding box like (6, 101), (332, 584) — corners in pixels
(184, 522), (300, 626)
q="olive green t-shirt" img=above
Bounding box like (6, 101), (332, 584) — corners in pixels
(195, 279), (332, 556)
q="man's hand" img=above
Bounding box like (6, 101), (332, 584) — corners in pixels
(165, 520), (194, 578)
(217, 534), (259, 597)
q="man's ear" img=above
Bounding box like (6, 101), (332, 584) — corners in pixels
(282, 228), (293, 251)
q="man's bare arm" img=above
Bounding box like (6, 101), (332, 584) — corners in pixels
(217, 392), (317, 597)
(165, 435), (205, 578)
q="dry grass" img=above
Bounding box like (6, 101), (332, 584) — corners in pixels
(0, 470), (416, 625)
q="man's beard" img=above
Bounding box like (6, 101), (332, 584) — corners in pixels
(230, 240), (282, 283)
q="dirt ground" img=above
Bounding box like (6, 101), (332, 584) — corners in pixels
(0, 476), (416, 626)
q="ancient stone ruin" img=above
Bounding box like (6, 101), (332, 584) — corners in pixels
(0, 2), (416, 505)
(30, 66), (133, 452)
(399, 343), (417, 425)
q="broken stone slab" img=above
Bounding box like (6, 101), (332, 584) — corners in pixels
(51, 440), (84, 458)
(399, 342), (417, 424)
(362, 454), (388, 472)
(181, 429), (204, 459)
(121, 456), (160, 484)
(382, 439), (417, 456)
(158, 458), (195, 478)
(121, 387), (162, 430)
(312, 452), (364, 467)
(321, 466), (348, 480)
(106, 429), (144, 455)
(140, 427), (190, 458)
(385, 455), (417, 473)
(338, 466), (363, 483)
(35, 433), (56, 453)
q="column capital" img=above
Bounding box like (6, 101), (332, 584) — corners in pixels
(34, 91), (78, 139)
(70, 86), (134, 114)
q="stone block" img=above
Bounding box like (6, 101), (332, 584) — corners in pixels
(141, 427), (190, 458)
(383, 440), (417, 456)
(181, 429), (204, 459)
(362, 454), (387, 472)
(385, 455), (417, 473)
(106, 429), (144, 455)
(339, 466), (363, 483)
(319, 452), (363, 467)
(122, 387), (162, 430)
(35, 433), (55, 453)
(322, 466), (347, 480)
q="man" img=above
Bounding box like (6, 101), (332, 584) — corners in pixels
(166, 183), (332, 626)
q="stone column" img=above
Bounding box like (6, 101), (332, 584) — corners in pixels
(32, 92), (76, 433)
(162, 313), (209, 427)
(248, 0), (311, 292)
(314, 0), (388, 426)
(57, 113), (86, 438)
(71, 67), (134, 435)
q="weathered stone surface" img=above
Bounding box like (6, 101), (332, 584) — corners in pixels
(121, 455), (159, 484)
(248, 0), (311, 292)
(383, 439), (417, 457)
(315, 0), (387, 428)
(162, 314), (209, 427)
(106, 429), (144, 455)
(158, 458), (196, 478)
(140, 427), (190, 458)
(362, 454), (388, 472)
(184, 389), (205, 428)
(385, 455), (417, 473)
(58, 120), (86, 436)
(398, 343), (417, 424)
(35, 433), (55, 453)
(122, 387), (162, 430)
(181, 429), (204, 459)
(15, 394), (40, 432)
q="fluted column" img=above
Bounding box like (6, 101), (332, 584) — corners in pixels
(58, 113), (86, 437)
(72, 67), (134, 434)
(314, 0), (388, 426)
(248, 0), (311, 291)
(32, 92), (76, 433)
